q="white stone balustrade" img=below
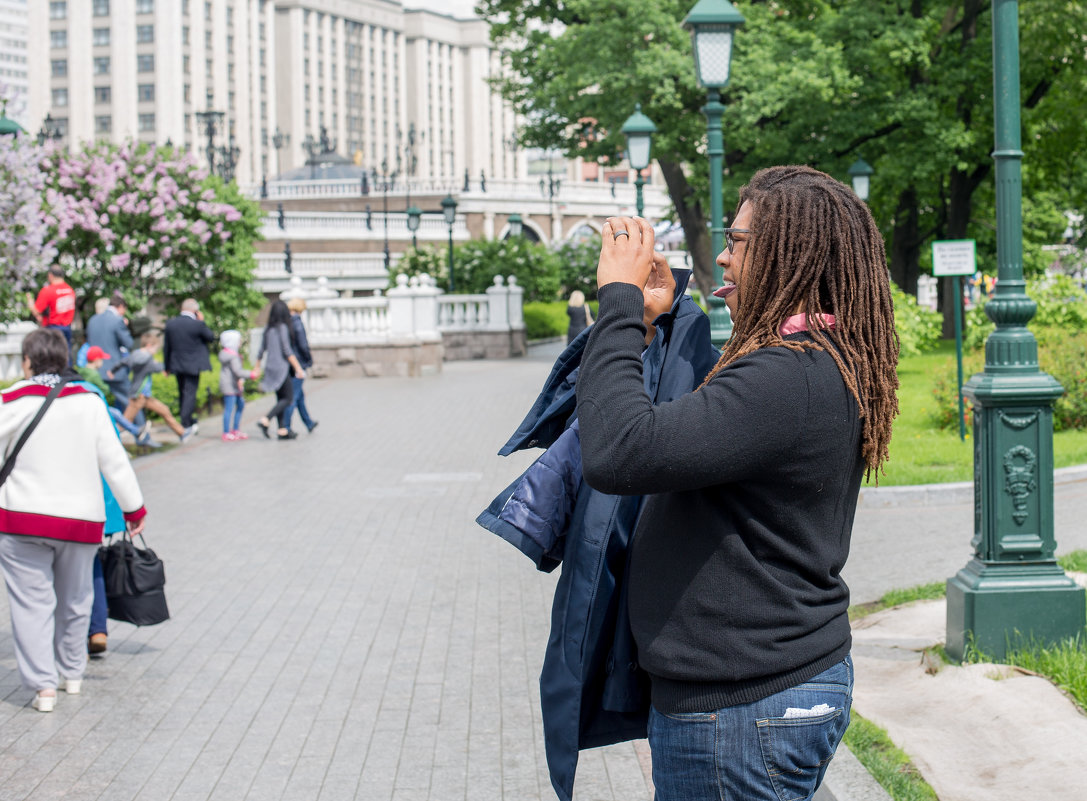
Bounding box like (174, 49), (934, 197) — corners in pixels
(0, 322), (36, 383)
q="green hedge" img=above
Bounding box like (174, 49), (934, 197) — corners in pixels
(892, 282), (942, 356)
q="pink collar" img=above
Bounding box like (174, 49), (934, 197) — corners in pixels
(780, 313), (836, 336)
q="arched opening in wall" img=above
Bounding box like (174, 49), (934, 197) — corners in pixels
(565, 221), (602, 245)
(503, 219), (546, 243)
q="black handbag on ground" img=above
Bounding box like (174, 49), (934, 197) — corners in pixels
(98, 533), (170, 626)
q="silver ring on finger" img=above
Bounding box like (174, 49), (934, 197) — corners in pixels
(613, 230), (630, 240)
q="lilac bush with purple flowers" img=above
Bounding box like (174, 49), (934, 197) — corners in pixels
(0, 136), (54, 324)
(40, 141), (264, 333)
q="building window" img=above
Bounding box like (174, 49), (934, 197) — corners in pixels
(182, 26), (189, 45)
(50, 2), (66, 20)
(183, 0), (189, 15)
(205, 1), (211, 21)
(137, 54), (154, 72)
(136, 0), (154, 13)
(136, 25), (153, 44)
(52, 88), (68, 107)
(94, 57), (110, 75)
(95, 115), (111, 134)
(93, 0), (110, 17)
(138, 83), (154, 102)
(184, 84), (191, 103)
(50, 30), (67, 49)
(227, 35), (234, 54)
(226, 6), (233, 25)
(205, 30), (212, 48)
(183, 55), (190, 74)
(94, 85), (111, 104)
(53, 118), (69, 137)
(138, 113), (155, 132)
(93, 27), (110, 46)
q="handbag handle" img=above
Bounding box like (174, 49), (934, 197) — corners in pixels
(0, 375), (73, 490)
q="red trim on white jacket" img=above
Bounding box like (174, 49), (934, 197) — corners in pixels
(0, 380), (146, 543)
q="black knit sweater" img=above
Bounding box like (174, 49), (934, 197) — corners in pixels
(576, 283), (863, 714)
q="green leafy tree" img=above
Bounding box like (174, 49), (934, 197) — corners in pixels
(480, 0), (1087, 336)
(40, 141), (265, 333)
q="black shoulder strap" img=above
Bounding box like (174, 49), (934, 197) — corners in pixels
(0, 375), (74, 489)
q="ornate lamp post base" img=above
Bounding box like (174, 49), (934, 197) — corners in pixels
(946, 371), (1084, 662)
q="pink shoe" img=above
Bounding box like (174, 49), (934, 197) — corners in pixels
(222, 432), (237, 442)
(231, 430), (249, 440)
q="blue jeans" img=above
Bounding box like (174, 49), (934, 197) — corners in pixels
(223, 394), (245, 433)
(647, 656), (853, 801)
(90, 551), (108, 636)
(108, 406), (141, 438)
(284, 376), (314, 430)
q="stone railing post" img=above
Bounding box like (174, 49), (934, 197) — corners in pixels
(386, 274), (415, 336)
(485, 275), (510, 330)
(412, 273), (442, 340)
(506, 275), (525, 329)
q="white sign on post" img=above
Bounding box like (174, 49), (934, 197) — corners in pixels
(932, 239), (977, 277)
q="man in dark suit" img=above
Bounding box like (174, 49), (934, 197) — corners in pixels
(163, 298), (216, 436)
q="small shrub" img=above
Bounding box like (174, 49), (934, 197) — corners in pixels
(965, 274), (1087, 351)
(892, 282), (942, 356)
(524, 301), (569, 340)
(933, 330), (1087, 431)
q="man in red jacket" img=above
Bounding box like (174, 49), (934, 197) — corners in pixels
(26, 266), (77, 360)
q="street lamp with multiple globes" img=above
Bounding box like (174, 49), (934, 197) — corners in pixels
(683, 0), (744, 346)
(441, 194), (458, 292)
(945, 0), (1085, 661)
(847, 156), (874, 202)
(621, 104), (657, 218)
(194, 109), (225, 176)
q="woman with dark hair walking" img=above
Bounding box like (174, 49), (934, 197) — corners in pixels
(576, 165), (899, 801)
(0, 329), (146, 712)
(254, 300), (305, 440)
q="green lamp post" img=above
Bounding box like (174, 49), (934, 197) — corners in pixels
(683, 0), (744, 346)
(621, 104), (657, 218)
(441, 193), (458, 292)
(945, 0), (1085, 662)
(507, 213), (523, 238)
(406, 205), (422, 249)
(847, 156), (874, 202)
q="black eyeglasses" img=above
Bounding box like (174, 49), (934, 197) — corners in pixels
(723, 228), (752, 255)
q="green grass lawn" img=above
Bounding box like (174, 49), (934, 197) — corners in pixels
(876, 341), (1087, 487)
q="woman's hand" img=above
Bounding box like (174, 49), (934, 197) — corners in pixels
(643, 252), (675, 324)
(598, 217), (656, 289)
(127, 515), (146, 538)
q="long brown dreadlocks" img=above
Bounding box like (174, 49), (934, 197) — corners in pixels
(700, 165), (900, 479)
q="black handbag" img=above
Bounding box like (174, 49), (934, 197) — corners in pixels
(98, 533), (170, 626)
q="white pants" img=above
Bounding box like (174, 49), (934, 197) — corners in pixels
(0, 534), (97, 691)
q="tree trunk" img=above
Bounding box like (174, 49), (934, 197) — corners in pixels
(657, 159), (715, 298)
(888, 187), (921, 295)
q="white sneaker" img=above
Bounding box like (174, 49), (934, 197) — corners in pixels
(139, 420), (152, 440)
(180, 426), (196, 443)
(60, 678), (81, 694)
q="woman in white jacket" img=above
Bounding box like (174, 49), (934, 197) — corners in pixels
(0, 329), (147, 712)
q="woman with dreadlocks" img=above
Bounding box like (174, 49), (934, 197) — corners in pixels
(576, 165), (899, 801)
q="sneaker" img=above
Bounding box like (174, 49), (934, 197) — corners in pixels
(88, 632), (107, 654)
(231, 430), (249, 440)
(137, 436), (163, 450)
(278, 430), (298, 440)
(139, 419), (152, 440)
(180, 426), (196, 443)
(221, 432), (238, 442)
(191, 422), (199, 435)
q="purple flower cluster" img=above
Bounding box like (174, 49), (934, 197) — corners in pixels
(40, 141), (245, 283)
(0, 136), (55, 316)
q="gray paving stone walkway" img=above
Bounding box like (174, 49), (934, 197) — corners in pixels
(2, 341), (1086, 801)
